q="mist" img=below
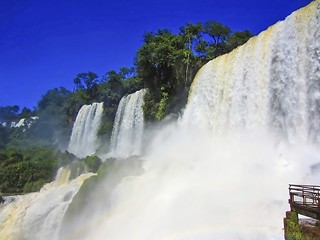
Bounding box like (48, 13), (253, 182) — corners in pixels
(57, 121), (320, 240)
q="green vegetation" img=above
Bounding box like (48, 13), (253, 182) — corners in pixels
(84, 155), (102, 173)
(284, 211), (320, 240)
(62, 158), (116, 224)
(137, 21), (252, 120)
(60, 156), (143, 238)
(156, 87), (170, 121)
(0, 20), (253, 194)
(0, 146), (59, 193)
(0, 146), (103, 194)
(285, 211), (303, 240)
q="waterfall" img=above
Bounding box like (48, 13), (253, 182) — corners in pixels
(182, 3), (320, 144)
(1, 2), (320, 240)
(67, 102), (104, 158)
(109, 89), (146, 158)
(54, 167), (71, 186)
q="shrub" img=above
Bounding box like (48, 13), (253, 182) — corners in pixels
(23, 179), (46, 193)
(0, 153), (8, 161)
(84, 155), (102, 173)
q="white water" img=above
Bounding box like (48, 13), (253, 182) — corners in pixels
(67, 102), (104, 158)
(0, 168), (94, 240)
(1, 2), (320, 240)
(109, 89), (146, 158)
(183, 2), (320, 142)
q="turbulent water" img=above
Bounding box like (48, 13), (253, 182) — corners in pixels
(1, 2), (320, 240)
(109, 89), (146, 158)
(0, 169), (94, 240)
(67, 102), (104, 158)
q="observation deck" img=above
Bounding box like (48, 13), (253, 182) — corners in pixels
(289, 184), (320, 220)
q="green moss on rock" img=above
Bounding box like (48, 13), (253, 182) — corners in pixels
(60, 156), (143, 239)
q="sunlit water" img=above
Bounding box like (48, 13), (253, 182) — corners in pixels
(109, 89), (146, 158)
(67, 102), (104, 158)
(0, 1), (320, 239)
(0, 169), (94, 240)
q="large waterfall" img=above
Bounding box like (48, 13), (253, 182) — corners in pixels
(67, 102), (104, 158)
(182, 2), (320, 144)
(109, 89), (146, 158)
(0, 2), (320, 240)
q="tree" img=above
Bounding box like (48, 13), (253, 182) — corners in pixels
(137, 29), (185, 98)
(0, 105), (19, 122)
(73, 72), (99, 91)
(31, 87), (72, 145)
(119, 66), (135, 79)
(204, 20), (231, 45)
(0, 126), (10, 148)
(180, 23), (203, 84)
(202, 20), (232, 59)
(136, 29), (201, 120)
(98, 70), (125, 105)
(73, 72), (99, 100)
(19, 107), (33, 119)
(0, 146), (59, 193)
(194, 39), (209, 60)
(38, 87), (71, 113)
(63, 90), (88, 123)
(227, 30), (253, 51)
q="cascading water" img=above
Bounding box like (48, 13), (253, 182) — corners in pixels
(0, 2), (319, 240)
(67, 102), (104, 158)
(0, 168), (94, 240)
(183, 3), (320, 143)
(109, 89), (146, 158)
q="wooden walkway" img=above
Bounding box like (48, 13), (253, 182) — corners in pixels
(289, 184), (320, 220)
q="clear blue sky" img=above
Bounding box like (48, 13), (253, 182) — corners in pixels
(0, 0), (312, 109)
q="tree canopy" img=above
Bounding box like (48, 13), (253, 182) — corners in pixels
(136, 21), (252, 120)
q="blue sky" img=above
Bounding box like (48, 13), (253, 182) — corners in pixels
(0, 0), (312, 109)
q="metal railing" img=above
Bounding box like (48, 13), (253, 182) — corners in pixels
(289, 184), (320, 209)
